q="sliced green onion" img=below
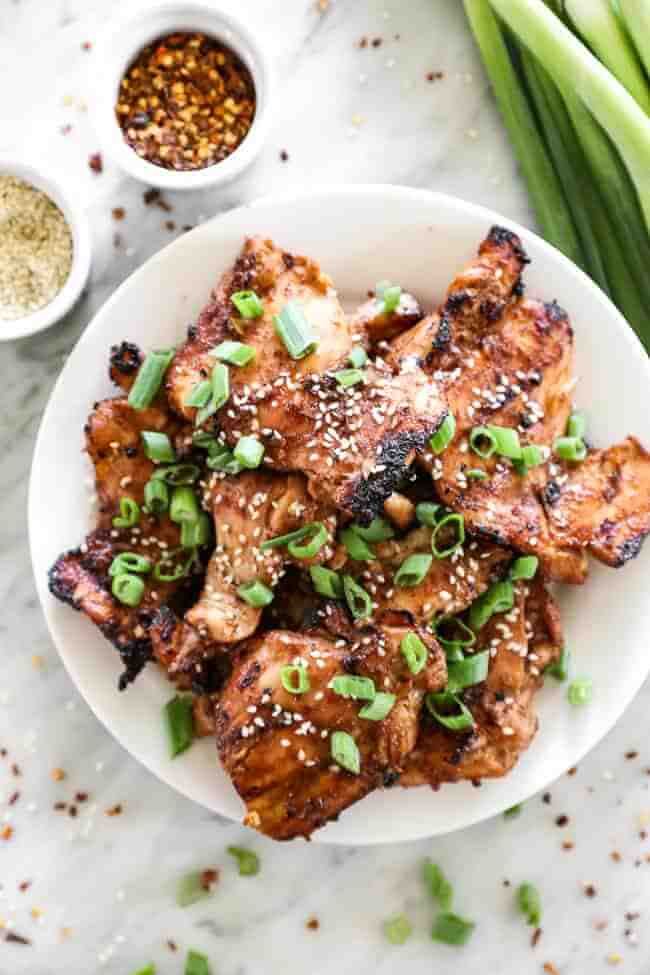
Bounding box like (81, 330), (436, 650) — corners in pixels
(144, 478), (169, 515)
(152, 463), (200, 485)
(111, 573), (145, 607)
(309, 565), (344, 599)
(261, 523), (321, 551)
(520, 445), (545, 468)
(510, 556), (539, 581)
(431, 912), (476, 946)
(181, 512), (211, 548)
(566, 412), (587, 440)
(469, 426), (497, 459)
(112, 497), (140, 529)
(400, 632), (428, 675)
(184, 380), (212, 408)
(433, 616), (476, 655)
(359, 692), (396, 721)
(210, 362), (230, 411)
(350, 517), (395, 542)
(545, 646), (570, 681)
(227, 846), (260, 876)
(231, 290), (263, 319)
(376, 280), (402, 314)
(447, 650), (489, 693)
(568, 676), (592, 706)
(127, 349), (174, 411)
(281, 663), (310, 695)
(233, 436), (265, 470)
(517, 882), (542, 926)
(330, 730), (361, 774)
(343, 575), (373, 619)
(395, 553), (432, 587)
(431, 512), (465, 559)
(153, 551), (194, 582)
(141, 431), (175, 463)
(488, 425), (522, 460)
(504, 803), (523, 819)
(287, 522), (328, 560)
(109, 552), (152, 577)
(383, 914), (412, 945)
(422, 860), (453, 910)
(415, 501), (442, 527)
(211, 340), (256, 367)
(206, 446), (243, 475)
(430, 413), (456, 454)
(554, 436), (587, 461)
(131, 966), (156, 975)
(184, 950), (211, 975)
(192, 430), (218, 449)
(335, 368), (365, 388)
(273, 301), (318, 359)
(426, 691), (474, 732)
(329, 674), (376, 701)
(619, 0), (650, 80)
(468, 580), (514, 631)
(170, 486), (200, 524)
(176, 871), (213, 908)
(467, 468), (488, 480)
(237, 580), (274, 608)
(340, 527), (376, 561)
(164, 694), (194, 758)
(348, 346), (368, 368)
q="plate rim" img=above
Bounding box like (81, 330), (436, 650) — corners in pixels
(29, 183), (650, 845)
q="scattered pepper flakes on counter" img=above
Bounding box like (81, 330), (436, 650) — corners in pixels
(426, 70), (444, 81)
(164, 220), (176, 231)
(562, 840), (575, 851)
(75, 791), (89, 802)
(606, 953), (622, 966)
(542, 792), (551, 804)
(625, 750), (639, 760)
(531, 927), (542, 948)
(18, 881), (31, 892)
(594, 920), (609, 931)
(112, 207), (125, 221)
(68, 805), (78, 818)
(50, 767), (65, 782)
(624, 912), (640, 921)
(200, 869), (219, 890)
(567, 766), (577, 776)
(1, 825), (13, 841)
(115, 32), (256, 171)
(59, 927), (72, 941)
(53, 801), (67, 811)
(8, 791), (19, 805)
(316, 0), (329, 11)
(584, 884), (597, 898)
(113, 232), (123, 249)
(555, 814), (569, 827)
(306, 917), (320, 931)
(10, 763), (19, 776)
(543, 963), (559, 975)
(29, 907), (42, 921)
(0, 748), (7, 758)
(88, 152), (103, 173)
(358, 37), (368, 48)
(5, 931), (31, 945)
(371, 37), (383, 47)
(167, 939), (178, 952)
(30, 655), (44, 670)
(611, 851), (622, 862)
(105, 802), (123, 816)
(81, 40), (92, 51)
(279, 149), (289, 162)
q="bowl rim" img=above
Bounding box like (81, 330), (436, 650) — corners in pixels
(0, 156), (92, 342)
(29, 183), (650, 844)
(90, 0), (274, 191)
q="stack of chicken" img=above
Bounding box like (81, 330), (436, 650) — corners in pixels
(50, 227), (650, 840)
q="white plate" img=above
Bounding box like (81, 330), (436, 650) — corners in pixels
(29, 185), (650, 844)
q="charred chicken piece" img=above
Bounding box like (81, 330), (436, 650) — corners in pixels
(185, 470), (336, 644)
(216, 622), (446, 840)
(109, 340), (143, 393)
(545, 437), (650, 568)
(402, 578), (563, 788)
(350, 290), (422, 348)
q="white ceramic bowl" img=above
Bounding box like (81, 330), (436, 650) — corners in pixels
(29, 185), (650, 844)
(0, 157), (91, 342)
(92, 1), (273, 191)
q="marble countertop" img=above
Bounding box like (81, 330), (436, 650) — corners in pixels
(2, 0), (650, 972)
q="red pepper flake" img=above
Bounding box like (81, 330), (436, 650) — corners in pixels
(358, 37), (368, 49)
(555, 814), (569, 827)
(81, 41), (92, 51)
(640, 830), (647, 840)
(51, 767), (66, 782)
(68, 805), (78, 818)
(611, 851), (622, 862)
(105, 803), (123, 816)
(18, 881), (32, 892)
(306, 916), (320, 931)
(112, 207), (126, 221)
(11, 763), (20, 777)
(53, 801), (67, 811)
(8, 791), (19, 806)
(164, 220), (176, 232)
(182, 225), (194, 233)
(75, 792), (89, 803)
(279, 149), (289, 162)
(5, 931), (31, 945)
(371, 37), (383, 48)
(543, 964), (559, 975)
(562, 840), (574, 851)
(88, 153), (103, 173)
(167, 940), (178, 952)
(567, 766), (577, 776)
(0, 748), (7, 757)
(594, 919), (609, 931)
(625, 911), (640, 921)
(531, 927), (542, 948)
(584, 884), (597, 898)
(200, 869), (219, 890)
(426, 71), (444, 82)
(502, 879), (511, 887)
(143, 188), (161, 206)
(1, 825), (13, 841)
(625, 750), (639, 760)
(60, 124), (73, 136)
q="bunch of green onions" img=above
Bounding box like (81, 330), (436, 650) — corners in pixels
(464, 0), (650, 349)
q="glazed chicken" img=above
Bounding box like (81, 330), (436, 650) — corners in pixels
(167, 237), (448, 521)
(402, 577), (563, 788)
(349, 289), (422, 348)
(216, 620), (446, 840)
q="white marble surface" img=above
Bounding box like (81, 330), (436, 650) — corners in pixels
(1, 0), (650, 972)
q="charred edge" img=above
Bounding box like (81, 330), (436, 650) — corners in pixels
(612, 532), (647, 567)
(347, 427), (438, 525)
(109, 341), (142, 378)
(383, 770), (401, 788)
(191, 654), (233, 696)
(543, 480), (561, 506)
(229, 251), (258, 297)
(282, 252), (295, 270)
(544, 300), (569, 323)
(152, 604), (177, 642)
(110, 635), (152, 691)
(238, 660), (261, 690)
(426, 316), (451, 358)
(48, 553), (82, 608)
(487, 225), (530, 265)
(513, 276), (525, 298)
(479, 298), (506, 323)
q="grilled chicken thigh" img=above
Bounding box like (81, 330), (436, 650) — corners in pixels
(350, 290), (422, 347)
(216, 622), (446, 840)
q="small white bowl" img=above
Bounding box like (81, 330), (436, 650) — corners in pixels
(0, 157), (91, 342)
(92, 1), (274, 191)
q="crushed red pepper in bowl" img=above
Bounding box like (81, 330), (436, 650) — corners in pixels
(115, 32), (256, 172)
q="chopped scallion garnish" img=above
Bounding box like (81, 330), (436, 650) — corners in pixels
(164, 694), (194, 758)
(273, 301), (318, 359)
(211, 340), (256, 367)
(127, 349), (174, 411)
(309, 565), (344, 599)
(184, 380), (213, 408)
(350, 517), (395, 542)
(109, 552), (152, 577)
(376, 280), (402, 314)
(415, 501), (442, 527)
(184, 949), (211, 975)
(170, 486), (200, 524)
(343, 575), (373, 619)
(237, 580), (274, 608)
(422, 860), (453, 910)
(176, 871), (214, 908)
(446, 650), (489, 693)
(340, 527), (376, 561)
(430, 413), (456, 454)
(517, 882), (541, 926)
(545, 646), (570, 681)
(335, 368), (365, 388)
(468, 580), (514, 631)
(431, 512), (465, 559)
(152, 463), (201, 485)
(141, 431), (176, 463)
(554, 435), (587, 461)
(394, 552), (432, 587)
(348, 346), (368, 368)
(330, 730), (361, 774)
(359, 692), (396, 721)
(329, 674), (376, 701)
(112, 497), (140, 529)
(231, 290), (263, 319)
(206, 446), (243, 475)
(400, 632), (428, 675)
(467, 468), (488, 480)
(433, 616), (476, 655)
(111, 573), (146, 607)
(131, 965), (156, 975)
(470, 425), (498, 458)
(567, 676), (592, 706)
(509, 555), (539, 581)
(233, 435), (265, 470)
(383, 914), (412, 945)
(181, 512), (211, 548)
(227, 845), (260, 876)
(566, 411), (587, 440)
(426, 691), (474, 732)
(504, 803), (523, 819)
(431, 912), (476, 946)
(153, 550), (195, 582)
(280, 663), (310, 695)
(144, 477), (169, 515)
